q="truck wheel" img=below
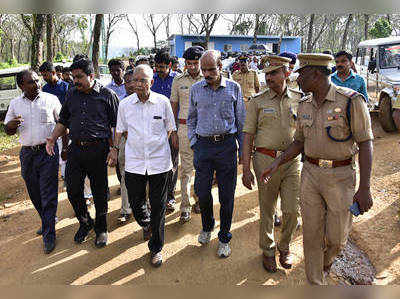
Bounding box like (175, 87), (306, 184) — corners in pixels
(379, 95), (397, 132)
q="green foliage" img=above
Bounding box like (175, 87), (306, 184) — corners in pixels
(0, 60), (24, 70)
(0, 123), (19, 152)
(232, 21), (253, 35)
(54, 52), (67, 62)
(369, 18), (393, 39)
(135, 48), (151, 55)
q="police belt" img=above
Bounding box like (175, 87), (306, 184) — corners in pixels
(255, 147), (282, 158)
(22, 143), (46, 151)
(305, 156), (352, 168)
(196, 133), (234, 143)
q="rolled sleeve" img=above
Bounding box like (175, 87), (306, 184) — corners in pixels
(187, 87), (198, 147)
(170, 77), (179, 103)
(116, 104), (127, 133)
(108, 91), (119, 128)
(58, 100), (70, 127)
(242, 99), (257, 135)
(165, 100), (176, 132)
(358, 77), (369, 103)
(351, 96), (373, 143)
(4, 99), (16, 125)
(235, 85), (246, 156)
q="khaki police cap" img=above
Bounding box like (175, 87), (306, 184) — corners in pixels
(295, 53), (334, 72)
(262, 55), (291, 73)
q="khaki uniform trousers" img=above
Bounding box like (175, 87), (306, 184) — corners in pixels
(253, 151), (300, 257)
(300, 161), (355, 285)
(178, 125), (195, 213)
(118, 136), (132, 215)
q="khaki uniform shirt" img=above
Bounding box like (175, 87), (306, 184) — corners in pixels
(243, 88), (303, 151)
(170, 71), (204, 120)
(232, 69), (260, 101)
(294, 84), (373, 160)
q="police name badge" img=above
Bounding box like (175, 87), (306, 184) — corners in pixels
(263, 108), (276, 113)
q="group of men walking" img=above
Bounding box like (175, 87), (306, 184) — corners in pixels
(4, 44), (373, 284)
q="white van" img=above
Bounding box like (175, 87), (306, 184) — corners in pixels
(0, 66), (26, 118)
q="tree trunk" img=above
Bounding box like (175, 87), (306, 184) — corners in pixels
(253, 14), (260, 44)
(92, 14), (103, 78)
(17, 38), (22, 62)
(46, 14), (54, 61)
(306, 14), (315, 52)
(105, 35), (110, 62)
(364, 14), (369, 40)
(10, 36), (15, 60)
(31, 14), (46, 71)
(153, 33), (157, 49)
(341, 14), (353, 50)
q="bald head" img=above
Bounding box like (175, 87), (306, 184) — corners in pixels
(200, 50), (222, 65)
(200, 50), (223, 87)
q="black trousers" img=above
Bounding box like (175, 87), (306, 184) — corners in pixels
(167, 137), (179, 201)
(125, 171), (168, 254)
(65, 140), (109, 233)
(20, 144), (59, 244)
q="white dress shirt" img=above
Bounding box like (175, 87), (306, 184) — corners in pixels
(116, 91), (176, 175)
(4, 92), (61, 146)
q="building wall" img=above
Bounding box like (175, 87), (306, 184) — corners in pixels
(171, 35), (301, 57)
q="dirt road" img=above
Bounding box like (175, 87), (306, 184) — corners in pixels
(0, 115), (399, 285)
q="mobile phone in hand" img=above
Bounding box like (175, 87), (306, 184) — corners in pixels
(349, 202), (360, 216)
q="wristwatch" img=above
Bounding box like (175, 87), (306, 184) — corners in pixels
(111, 145), (120, 151)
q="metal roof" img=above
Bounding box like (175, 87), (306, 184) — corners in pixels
(358, 36), (400, 48)
(168, 34), (300, 40)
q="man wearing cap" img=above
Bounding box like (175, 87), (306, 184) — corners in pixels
(242, 55), (302, 272)
(279, 52), (299, 90)
(232, 53), (260, 109)
(260, 53), (373, 285)
(170, 46), (204, 222)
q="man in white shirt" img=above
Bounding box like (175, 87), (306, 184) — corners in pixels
(110, 64), (177, 267)
(4, 69), (61, 254)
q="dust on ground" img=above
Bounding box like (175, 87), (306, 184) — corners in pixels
(0, 114), (399, 285)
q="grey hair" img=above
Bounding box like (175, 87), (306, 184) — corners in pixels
(133, 64), (154, 80)
(200, 50), (222, 64)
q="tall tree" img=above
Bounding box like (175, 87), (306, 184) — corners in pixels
(104, 14), (124, 61)
(364, 14), (370, 40)
(144, 14), (167, 50)
(92, 14), (103, 78)
(164, 14), (171, 39)
(126, 15), (140, 51)
(200, 14), (220, 48)
(306, 14), (315, 52)
(30, 14), (46, 71)
(46, 14), (54, 62)
(341, 14), (353, 50)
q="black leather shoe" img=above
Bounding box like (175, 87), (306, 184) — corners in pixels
(274, 214), (282, 227)
(180, 212), (191, 223)
(95, 232), (108, 248)
(36, 227), (43, 235)
(44, 240), (56, 254)
(74, 218), (94, 244)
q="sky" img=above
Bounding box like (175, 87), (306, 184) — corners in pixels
(108, 14), (236, 49)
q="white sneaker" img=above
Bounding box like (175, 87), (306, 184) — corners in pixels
(217, 241), (231, 258)
(198, 230), (211, 245)
(150, 251), (162, 267)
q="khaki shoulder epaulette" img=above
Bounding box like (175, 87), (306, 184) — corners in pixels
(336, 85), (361, 99)
(299, 93), (312, 103)
(249, 89), (269, 101)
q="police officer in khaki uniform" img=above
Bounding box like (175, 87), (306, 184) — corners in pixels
(261, 53), (374, 285)
(232, 53), (260, 109)
(170, 46), (204, 222)
(279, 52), (299, 90)
(242, 55), (302, 273)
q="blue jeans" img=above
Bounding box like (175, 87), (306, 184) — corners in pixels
(193, 135), (237, 243)
(20, 144), (59, 244)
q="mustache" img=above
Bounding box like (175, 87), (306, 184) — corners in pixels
(205, 77), (213, 80)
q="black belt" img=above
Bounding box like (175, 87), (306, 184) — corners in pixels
(196, 133), (234, 143)
(73, 139), (106, 147)
(22, 143), (47, 151)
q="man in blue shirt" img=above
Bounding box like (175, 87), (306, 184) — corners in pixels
(39, 61), (69, 105)
(331, 51), (368, 102)
(105, 58), (126, 100)
(188, 50), (246, 258)
(151, 51), (178, 213)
